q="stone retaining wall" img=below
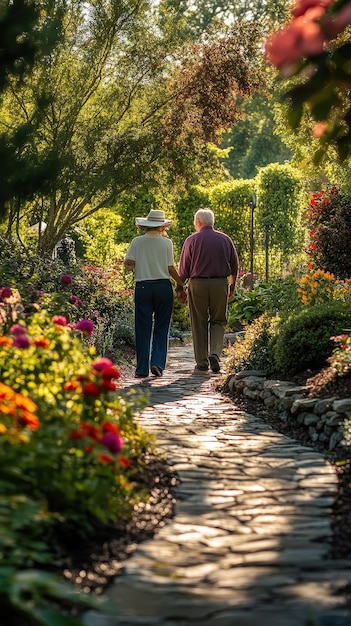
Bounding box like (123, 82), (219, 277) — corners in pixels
(227, 369), (351, 451)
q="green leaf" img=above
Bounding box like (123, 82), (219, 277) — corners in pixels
(286, 102), (303, 129)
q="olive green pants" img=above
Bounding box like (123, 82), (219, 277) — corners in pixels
(188, 277), (228, 368)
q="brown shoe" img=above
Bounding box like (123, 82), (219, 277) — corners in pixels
(209, 354), (220, 373)
(151, 365), (163, 377)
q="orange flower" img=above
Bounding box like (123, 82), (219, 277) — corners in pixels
(118, 456), (131, 468)
(0, 336), (13, 346)
(64, 381), (80, 391)
(33, 338), (50, 348)
(14, 394), (37, 414)
(17, 411), (40, 430)
(98, 453), (114, 464)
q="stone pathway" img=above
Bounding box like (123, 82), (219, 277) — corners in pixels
(84, 345), (351, 626)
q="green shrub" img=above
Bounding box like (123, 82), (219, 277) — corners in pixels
(224, 314), (279, 375)
(273, 301), (351, 374)
(227, 276), (301, 329)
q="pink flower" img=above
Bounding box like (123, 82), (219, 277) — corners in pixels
(10, 324), (27, 336)
(93, 358), (113, 371)
(312, 121), (328, 138)
(52, 315), (68, 326)
(60, 274), (72, 286)
(265, 6), (326, 72)
(0, 287), (12, 300)
(75, 319), (94, 335)
(100, 432), (123, 454)
(13, 335), (31, 349)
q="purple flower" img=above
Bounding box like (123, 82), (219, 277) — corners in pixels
(0, 287), (12, 300)
(13, 335), (31, 349)
(100, 432), (123, 454)
(75, 319), (94, 335)
(10, 324), (27, 336)
(70, 295), (83, 307)
(60, 274), (72, 286)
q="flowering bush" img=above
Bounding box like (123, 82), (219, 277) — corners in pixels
(296, 269), (351, 305)
(329, 333), (351, 374)
(304, 187), (351, 278)
(0, 310), (153, 536)
(0, 237), (135, 355)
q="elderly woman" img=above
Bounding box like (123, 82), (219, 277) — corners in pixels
(124, 209), (185, 379)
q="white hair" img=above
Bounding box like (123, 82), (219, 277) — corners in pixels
(194, 208), (214, 227)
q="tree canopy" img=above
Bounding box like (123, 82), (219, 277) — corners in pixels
(1, 0), (264, 252)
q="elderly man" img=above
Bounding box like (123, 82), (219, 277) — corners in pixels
(177, 208), (239, 373)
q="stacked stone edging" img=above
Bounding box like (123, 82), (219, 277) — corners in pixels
(227, 369), (351, 451)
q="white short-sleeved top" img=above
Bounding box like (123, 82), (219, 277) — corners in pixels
(125, 232), (174, 282)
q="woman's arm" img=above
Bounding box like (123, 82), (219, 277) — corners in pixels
(168, 265), (184, 287)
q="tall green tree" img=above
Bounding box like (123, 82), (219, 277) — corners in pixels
(2, 2), (264, 253)
(0, 0), (64, 219)
(161, 0), (290, 39)
(222, 92), (292, 179)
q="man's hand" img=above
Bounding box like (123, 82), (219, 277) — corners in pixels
(228, 283), (235, 302)
(175, 285), (187, 305)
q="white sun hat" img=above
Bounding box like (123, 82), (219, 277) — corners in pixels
(135, 209), (173, 228)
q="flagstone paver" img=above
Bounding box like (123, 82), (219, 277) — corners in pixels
(83, 345), (351, 626)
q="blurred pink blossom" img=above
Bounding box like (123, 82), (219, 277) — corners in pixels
(75, 319), (94, 335)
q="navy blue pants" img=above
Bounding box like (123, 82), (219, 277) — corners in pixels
(134, 279), (173, 377)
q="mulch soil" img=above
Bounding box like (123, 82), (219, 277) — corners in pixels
(59, 351), (351, 600)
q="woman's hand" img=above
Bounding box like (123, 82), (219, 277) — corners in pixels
(175, 285), (187, 305)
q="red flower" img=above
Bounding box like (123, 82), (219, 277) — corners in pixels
(101, 380), (117, 392)
(82, 383), (101, 398)
(69, 429), (85, 440)
(102, 421), (120, 434)
(0, 287), (12, 300)
(98, 453), (114, 464)
(102, 366), (121, 380)
(81, 422), (100, 441)
(118, 456), (131, 468)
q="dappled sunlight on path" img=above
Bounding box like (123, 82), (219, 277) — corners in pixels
(83, 345), (351, 626)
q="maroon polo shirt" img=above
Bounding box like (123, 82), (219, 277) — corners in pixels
(178, 226), (239, 281)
